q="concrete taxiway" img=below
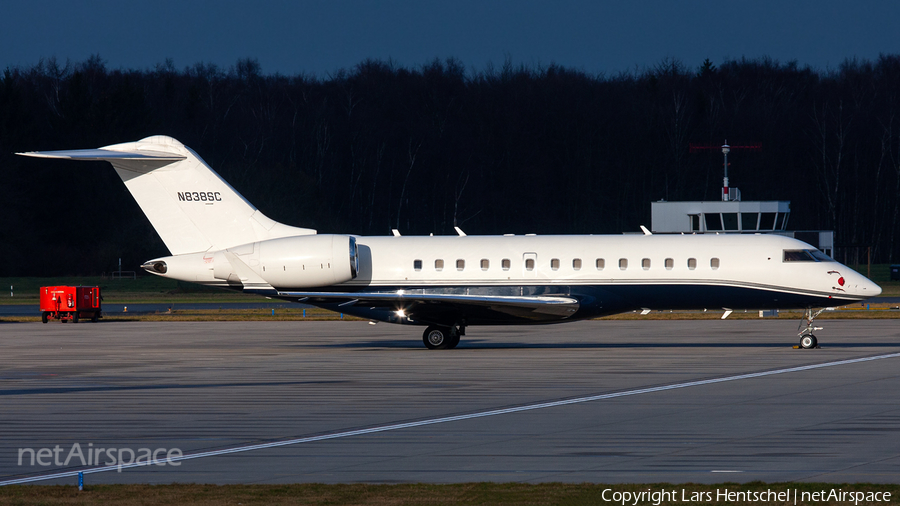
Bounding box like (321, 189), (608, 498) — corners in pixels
(1, 319), (899, 485)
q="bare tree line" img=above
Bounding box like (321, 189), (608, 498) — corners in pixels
(1, 55), (899, 276)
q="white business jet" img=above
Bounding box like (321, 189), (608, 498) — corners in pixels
(19, 136), (881, 349)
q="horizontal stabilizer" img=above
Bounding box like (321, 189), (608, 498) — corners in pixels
(17, 148), (186, 161)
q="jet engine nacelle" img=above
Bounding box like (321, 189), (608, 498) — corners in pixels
(143, 235), (358, 289)
(214, 234), (359, 288)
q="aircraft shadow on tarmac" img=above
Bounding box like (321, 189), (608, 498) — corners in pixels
(314, 339), (900, 350)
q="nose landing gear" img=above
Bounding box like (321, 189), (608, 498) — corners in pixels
(797, 307), (825, 349)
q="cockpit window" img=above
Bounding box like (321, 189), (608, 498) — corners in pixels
(783, 250), (815, 262)
(783, 249), (834, 262)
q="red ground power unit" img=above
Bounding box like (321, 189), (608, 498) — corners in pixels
(39, 286), (102, 323)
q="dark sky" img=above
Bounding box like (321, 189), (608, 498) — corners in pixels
(3, 0), (899, 75)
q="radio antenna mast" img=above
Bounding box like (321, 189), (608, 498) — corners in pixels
(689, 141), (761, 201)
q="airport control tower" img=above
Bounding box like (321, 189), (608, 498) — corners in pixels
(650, 143), (834, 256)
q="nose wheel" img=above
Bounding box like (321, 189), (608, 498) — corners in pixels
(799, 334), (818, 349)
(797, 308), (825, 349)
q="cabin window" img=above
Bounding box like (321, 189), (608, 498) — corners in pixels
(480, 259), (490, 270)
(551, 258), (560, 270)
(525, 258), (535, 271)
(502, 259), (511, 270)
(687, 258), (697, 270)
(665, 258), (674, 270)
(435, 259), (444, 271)
(456, 259), (465, 271)
(596, 258), (605, 270)
(710, 257), (720, 269)
(619, 258), (628, 270)
(573, 258), (582, 270)
(413, 259), (422, 271)
(760, 212), (776, 230)
(642, 258), (650, 270)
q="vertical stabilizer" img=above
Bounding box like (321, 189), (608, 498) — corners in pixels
(18, 136), (315, 255)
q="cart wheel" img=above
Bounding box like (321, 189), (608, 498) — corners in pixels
(41, 312), (49, 324)
(72, 312), (79, 324)
(91, 312), (99, 323)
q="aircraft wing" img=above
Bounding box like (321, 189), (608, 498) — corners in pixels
(271, 290), (581, 323)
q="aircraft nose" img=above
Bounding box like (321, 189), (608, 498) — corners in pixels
(852, 272), (881, 298)
(867, 278), (883, 297)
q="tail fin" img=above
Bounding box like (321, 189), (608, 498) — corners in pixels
(18, 135), (315, 255)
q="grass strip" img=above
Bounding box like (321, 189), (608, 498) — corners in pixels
(1, 482), (898, 505)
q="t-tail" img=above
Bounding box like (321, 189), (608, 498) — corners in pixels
(18, 136), (360, 293)
(18, 135), (316, 255)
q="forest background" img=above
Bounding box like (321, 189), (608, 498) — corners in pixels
(2, 55), (899, 276)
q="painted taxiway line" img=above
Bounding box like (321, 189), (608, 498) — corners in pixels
(3, 352), (899, 486)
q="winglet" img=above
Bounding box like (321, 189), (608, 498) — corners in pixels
(454, 226), (467, 237)
(640, 225), (652, 236)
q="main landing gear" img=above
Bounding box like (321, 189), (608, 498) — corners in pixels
(422, 325), (464, 350)
(797, 307), (826, 349)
